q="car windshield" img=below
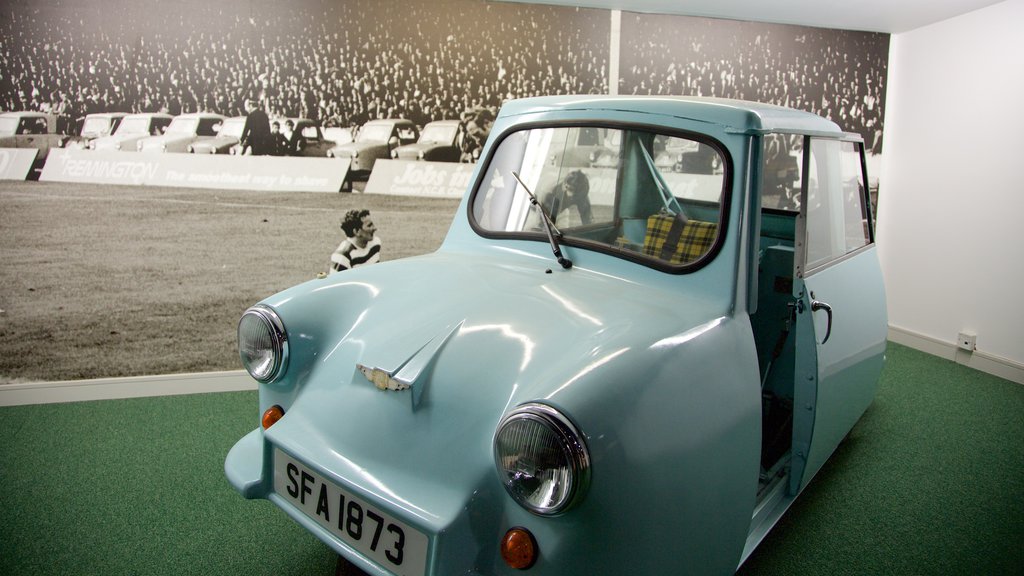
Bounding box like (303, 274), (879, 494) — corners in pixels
(81, 117), (112, 136)
(324, 127), (353, 145)
(357, 123), (394, 142)
(166, 118), (199, 135)
(220, 119), (246, 138)
(115, 117), (153, 135)
(420, 124), (458, 143)
(0, 117), (17, 136)
(472, 125), (728, 270)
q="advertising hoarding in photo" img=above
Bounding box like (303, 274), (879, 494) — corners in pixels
(365, 159), (476, 199)
(40, 149), (350, 192)
(0, 148), (39, 180)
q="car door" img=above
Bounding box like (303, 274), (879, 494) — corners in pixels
(789, 136), (887, 494)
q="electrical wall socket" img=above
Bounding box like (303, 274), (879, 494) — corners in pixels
(957, 331), (977, 351)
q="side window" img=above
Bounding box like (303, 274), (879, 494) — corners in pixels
(804, 138), (870, 270)
(19, 118), (47, 135)
(762, 133), (803, 211)
(398, 127), (418, 143)
(198, 119), (221, 136)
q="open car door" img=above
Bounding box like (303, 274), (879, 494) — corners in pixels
(790, 136), (887, 494)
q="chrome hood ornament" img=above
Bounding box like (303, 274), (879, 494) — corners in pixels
(356, 321), (463, 407)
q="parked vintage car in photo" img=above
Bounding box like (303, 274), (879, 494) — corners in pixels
(0, 111), (67, 168)
(89, 112), (173, 151)
(136, 112), (225, 153)
(62, 112), (127, 150)
(283, 118), (339, 157)
(328, 118), (419, 176)
(229, 118), (339, 157)
(548, 125), (618, 168)
(391, 119), (463, 162)
(226, 96), (887, 576)
(188, 116), (246, 154)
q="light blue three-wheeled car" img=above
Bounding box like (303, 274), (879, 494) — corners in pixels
(226, 95), (887, 575)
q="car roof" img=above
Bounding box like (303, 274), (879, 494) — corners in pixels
(496, 95), (843, 137)
(425, 119), (462, 127)
(172, 112), (227, 120)
(123, 113), (173, 119)
(86, 112), (129, 119)
(0, 111), (52, 119)
(364, 118), (414, 127)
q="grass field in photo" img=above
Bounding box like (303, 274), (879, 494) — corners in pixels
(0, 181), (460, 382)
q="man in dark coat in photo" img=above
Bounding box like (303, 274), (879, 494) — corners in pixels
(240, 98), (272, 155)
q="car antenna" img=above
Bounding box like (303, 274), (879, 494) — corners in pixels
(512, 171), (572, 270)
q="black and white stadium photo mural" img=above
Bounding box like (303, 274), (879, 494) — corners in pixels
(0, 0), (888, 382)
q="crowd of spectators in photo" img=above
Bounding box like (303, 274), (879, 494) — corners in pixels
(0, 0), (886, 154)
(620, 14), (888, 154)
(0, 0), (608, 140)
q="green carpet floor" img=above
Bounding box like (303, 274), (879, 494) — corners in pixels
(2, 342), (1022, 575)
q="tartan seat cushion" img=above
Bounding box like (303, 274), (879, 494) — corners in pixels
(642, 213), (718, 264)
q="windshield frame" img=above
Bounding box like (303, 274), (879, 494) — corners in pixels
(468, 119), (733, 274)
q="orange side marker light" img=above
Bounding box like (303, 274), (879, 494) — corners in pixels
(262, 405), (285, 429)
(501, 527), (538, 570)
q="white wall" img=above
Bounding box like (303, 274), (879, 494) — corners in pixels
(878, 0), (1024, 381)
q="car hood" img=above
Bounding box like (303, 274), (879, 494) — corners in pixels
(140, 134), (192, 147)
(261, 249), (729, 526)
(394, 142), (448, 157)
(92, 133), (146, 147)
(334, 141), (385, 153)
(191, 136), (236, 149)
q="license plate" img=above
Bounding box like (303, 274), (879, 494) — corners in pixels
(274, 449), (429, 576)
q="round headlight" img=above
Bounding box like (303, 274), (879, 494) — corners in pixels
(494, 403), (590, 516)
(238, 305), (288, 383)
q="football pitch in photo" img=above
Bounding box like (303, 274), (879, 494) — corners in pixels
(0, 180), (459, 383)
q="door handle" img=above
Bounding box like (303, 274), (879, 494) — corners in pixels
(811, 299), (833, 344)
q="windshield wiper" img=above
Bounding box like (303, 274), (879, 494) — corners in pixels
(511, 171), (573, 270)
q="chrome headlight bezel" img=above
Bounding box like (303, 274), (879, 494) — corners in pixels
(494, 403), (591, 516)
(238, 304), (289, 384)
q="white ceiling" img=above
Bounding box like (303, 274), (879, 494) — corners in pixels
(500, 0), (1005, 33)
